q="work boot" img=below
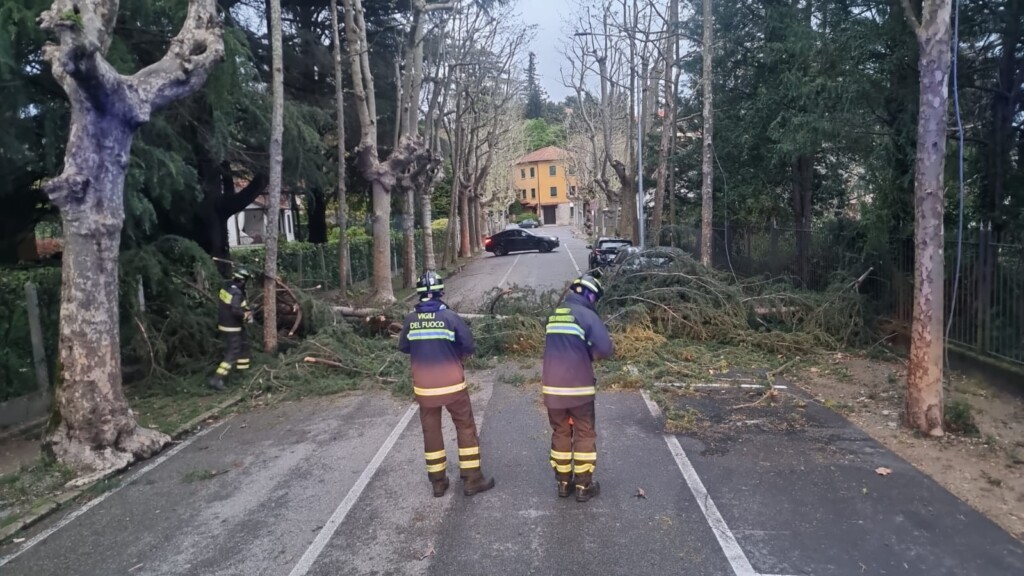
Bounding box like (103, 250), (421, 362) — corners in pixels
(462, 471), (495, 496)
(432, 478), (450, 498)
(557, 481), (572, 498)
(575, 481), (600, 503)
(208, 377), (226, 392)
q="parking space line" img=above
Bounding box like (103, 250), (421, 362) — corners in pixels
(565, 244), (582, 275)
(0, 421), (226, 568)
(641, 391), (757, 576)
(498, 255), (521, 287)
(286, 402), (419, 576)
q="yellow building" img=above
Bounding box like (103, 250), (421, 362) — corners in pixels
(512, 146), (579, 226)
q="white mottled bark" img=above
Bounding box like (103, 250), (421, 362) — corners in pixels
(903, 0), (951, 436)
(38, 0), (223, 473)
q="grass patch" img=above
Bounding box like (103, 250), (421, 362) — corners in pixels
(498, 372), (527, 386)
(823, 398), (854, 415)
(944, 398), (980, 436)
(132, 386), (225, 435)
(82, 477), (122, 497)
(0, 456), (75, 525)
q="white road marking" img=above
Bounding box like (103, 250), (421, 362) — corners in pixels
(497, 255), (521, 287)
(286, 403), (419, 576)
(0, 422), (226, 568)
(564, 242), (582, 275)
(642, 390), (809, 575)
(641, 391), (757, 576)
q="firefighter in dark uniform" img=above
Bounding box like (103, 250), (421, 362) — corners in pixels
(542, 274), (614, 502)
(398, 271), (496, 498)
(209, 268), (254, 392)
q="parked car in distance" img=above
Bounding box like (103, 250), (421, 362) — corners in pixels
(587, 237), (633, 270)
(484, 229), (560, 256)
(609, 246), (687, 272)
(518, 219), (540, 229)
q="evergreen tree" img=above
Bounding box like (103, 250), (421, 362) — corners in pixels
(525, 52), (544, 119)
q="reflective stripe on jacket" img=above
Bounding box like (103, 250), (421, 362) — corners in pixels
(398, 299), (475, 408)
(217, 281), (249, 332)
(541, 292), (614, 409)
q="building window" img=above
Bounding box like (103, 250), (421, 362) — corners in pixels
(549, 165), (557, 176)
(531, 188), (536, 199)
(570, 205), (575, 218)
(529, 166), (535, 178)
(570, 185), (577, 196)
(550, 186), (557, 197)
(520, 168), (525, 179)
(521, 189), (527, 199)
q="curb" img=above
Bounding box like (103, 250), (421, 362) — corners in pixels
(0, 392), (244, 543)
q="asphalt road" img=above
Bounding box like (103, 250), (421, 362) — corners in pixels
(443, 226), (591, 312)
(2, 227), (1023, 575)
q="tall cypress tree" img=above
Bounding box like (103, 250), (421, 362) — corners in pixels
(525, 52), (544, 120)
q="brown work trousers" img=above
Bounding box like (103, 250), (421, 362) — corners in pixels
(547, 400), (597, 485)
(419, 390), (482, 482)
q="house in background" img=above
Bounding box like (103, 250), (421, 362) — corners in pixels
(512, 146), (579, 226)
(227, 194), (296, 248)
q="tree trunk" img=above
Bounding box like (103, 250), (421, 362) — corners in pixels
(403, 187), (417, 287)
(791, 155), (813, 287)
(38, 0), (224, 474)
(264, 0), (285, 354)
(470, 194), (482, 253)
(903, 0), (951, 436)
(330, 0), (349, 294)
(47, 117), (167, 472)
(700, 0), (715, 266)
(421, 189), (436, 270)
(652, 0), (677, 245)
(370, 179), (395, 300)
(459, 183), (472, 257)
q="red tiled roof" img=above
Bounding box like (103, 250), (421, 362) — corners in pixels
(515, 146), (567, 164)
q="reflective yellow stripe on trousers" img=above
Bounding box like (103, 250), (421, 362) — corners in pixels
(542, 386), (596, 396)
(414, 382), (467, 397)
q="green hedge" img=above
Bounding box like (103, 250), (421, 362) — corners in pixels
(233, 231), (431, 290)
(0, 237), (225, 402)
(0, 267), (61, 402)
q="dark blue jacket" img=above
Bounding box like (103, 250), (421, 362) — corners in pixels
(217, 281), (249, 332)
(398, 299), (475, 407)
(541, 292), (614, 408)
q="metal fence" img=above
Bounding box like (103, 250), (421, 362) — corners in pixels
(663, 223), (1024, 368)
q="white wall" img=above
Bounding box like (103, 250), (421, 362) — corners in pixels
(227, 206), (295, 248)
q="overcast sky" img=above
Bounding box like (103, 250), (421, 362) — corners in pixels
(516, 0), (575, 102)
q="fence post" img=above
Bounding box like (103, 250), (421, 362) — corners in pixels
(319, 244), (328, 289)
(976, 222), (992, 354)
(24, 282), (50, 396)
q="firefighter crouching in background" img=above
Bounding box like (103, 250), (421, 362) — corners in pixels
(542, 274), (614, 502)
(399, 271), (496, 497)
(209, 268), (254, 392)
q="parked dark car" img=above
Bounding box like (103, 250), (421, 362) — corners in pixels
(610, 246), (687, 272)
(518, 219), (540, 229)
(484, 229), (559, 256)
(587, 237), (633, 270)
